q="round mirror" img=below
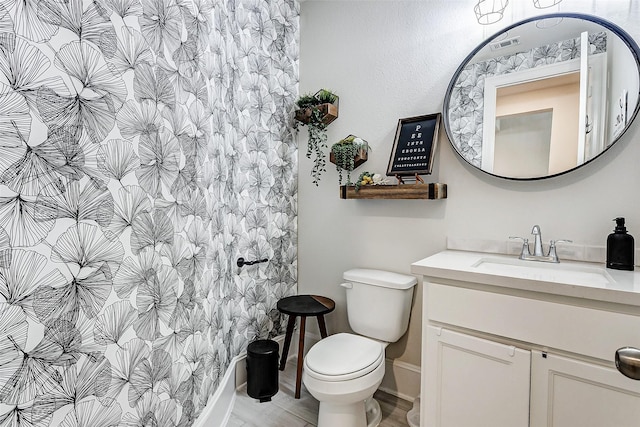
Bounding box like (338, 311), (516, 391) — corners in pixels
(443, 13), (640, 180)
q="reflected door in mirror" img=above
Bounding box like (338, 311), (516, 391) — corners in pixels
(489, 72), (581, 178)
(494, 109), (553, 177)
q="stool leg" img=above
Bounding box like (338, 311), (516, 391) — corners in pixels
(295, 316), (306, 399)
(317, 314), (328, 339)
(279, 315), (296, 371)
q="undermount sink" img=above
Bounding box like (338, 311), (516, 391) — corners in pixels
(471, 257), (615, 287)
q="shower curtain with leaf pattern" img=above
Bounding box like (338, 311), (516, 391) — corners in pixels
(0, 0), (298, 424)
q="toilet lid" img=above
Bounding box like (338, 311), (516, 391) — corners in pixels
(305, 333), (384, 381)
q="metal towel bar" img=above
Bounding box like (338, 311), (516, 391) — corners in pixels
(237, 257), (268, 268)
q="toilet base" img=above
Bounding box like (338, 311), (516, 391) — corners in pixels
(316, 397), (382, 427)
(317, 399), (366, 427)
(365, 396), (382, 427)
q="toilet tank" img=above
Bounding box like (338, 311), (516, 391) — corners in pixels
(341, 268), (417, 343)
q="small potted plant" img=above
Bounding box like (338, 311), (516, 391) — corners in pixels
(294, 89), (339, 125)
(354, 171), (388, 192)
(330, 135), (369, 185)
(293, 89), (339, 185)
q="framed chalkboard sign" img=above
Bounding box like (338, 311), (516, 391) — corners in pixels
(386, 113), (441, 176)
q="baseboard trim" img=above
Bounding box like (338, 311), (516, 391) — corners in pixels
(193, 353), (240, 427)
(379, 359), (421, 402)
(192, 335), (285, 427)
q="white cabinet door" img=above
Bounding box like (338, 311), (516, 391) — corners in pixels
(424, 326), (531, 427)
(530, 350), (640, 427)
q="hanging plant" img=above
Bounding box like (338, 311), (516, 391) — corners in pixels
(330, 135), (369, 185)
(293, 89), (339, 185)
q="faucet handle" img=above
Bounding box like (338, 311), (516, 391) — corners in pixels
(550, 239), (573, 246)
(509, 236), (531, 259)
(548, 239), (573, 262)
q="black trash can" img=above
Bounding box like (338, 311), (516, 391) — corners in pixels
(246, 339), (279, 402)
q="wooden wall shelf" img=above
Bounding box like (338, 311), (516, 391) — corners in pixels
(339, 183), (447, 200)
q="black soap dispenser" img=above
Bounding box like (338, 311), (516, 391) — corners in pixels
(607, 217), (635, 270)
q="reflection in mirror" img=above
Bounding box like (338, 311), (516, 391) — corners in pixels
(494, 110), (553, 177)
(444, 14), (640, 180)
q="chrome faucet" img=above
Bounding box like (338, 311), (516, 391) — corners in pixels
(510, 225), (572, 263)
(531, 225), (544, 257)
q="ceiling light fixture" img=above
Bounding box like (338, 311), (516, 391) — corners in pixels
(533, 0), (563, 8)
(474, 0), (509, 25)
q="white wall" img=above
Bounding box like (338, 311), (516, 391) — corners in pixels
(298, 0), (640, 371)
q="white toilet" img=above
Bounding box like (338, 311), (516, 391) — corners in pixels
(302, 268), (417, 427)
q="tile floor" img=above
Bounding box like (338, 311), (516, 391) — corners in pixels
(227, 358), (413, 426)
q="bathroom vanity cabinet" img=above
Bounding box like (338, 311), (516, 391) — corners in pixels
(412, 250), (640, 427)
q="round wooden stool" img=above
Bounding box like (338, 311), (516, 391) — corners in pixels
(277, 294), (335, 399)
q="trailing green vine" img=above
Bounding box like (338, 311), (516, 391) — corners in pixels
(331, 135), (369, 185)
(305, 108), (328, 185)
(293, 89), (338, 186)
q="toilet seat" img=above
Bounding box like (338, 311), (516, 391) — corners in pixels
(304, 333), (385, 382)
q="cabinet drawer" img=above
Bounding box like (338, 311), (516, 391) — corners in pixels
(427, 282), (640, 362)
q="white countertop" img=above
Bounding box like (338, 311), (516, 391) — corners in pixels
(411, 250), (640, 307)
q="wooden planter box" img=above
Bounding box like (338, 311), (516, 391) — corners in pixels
(294, 103), (339, 126)
(329, 148), (368, 169)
